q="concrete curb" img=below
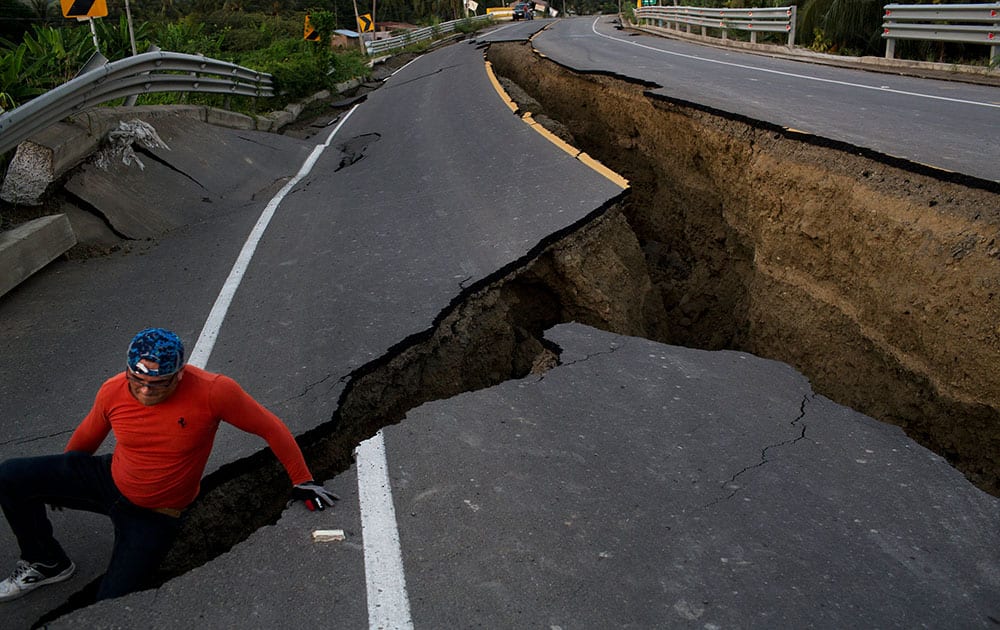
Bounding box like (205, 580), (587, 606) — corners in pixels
(0, 214), (75, 297)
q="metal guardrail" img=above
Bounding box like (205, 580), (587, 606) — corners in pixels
(881, 3), (999, 62)
(0, 51), (273, 156)
(365, 15), (493, 55)
(635, 5), (797, 46)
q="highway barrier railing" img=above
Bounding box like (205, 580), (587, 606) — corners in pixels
(0, 51), (273, 156)
(487, 8), (514, 20)
(365, 15), (493, 56)
(881, 3), (999, 63)
(634, 5), (797, 46)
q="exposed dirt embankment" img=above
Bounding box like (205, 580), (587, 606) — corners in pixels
(487, 42), (1000, 495)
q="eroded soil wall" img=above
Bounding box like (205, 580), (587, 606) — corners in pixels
(487, 42), (1000, 495)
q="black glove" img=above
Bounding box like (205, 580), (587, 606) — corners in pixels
(291, 480), (340, 511)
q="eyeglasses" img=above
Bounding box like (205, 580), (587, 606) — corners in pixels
(126, 369), (178, 390)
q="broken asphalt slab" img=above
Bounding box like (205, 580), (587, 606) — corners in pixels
(52, 323), (1000, 628)
(63, 113), (315, 240)
(388, 324), (1000, 628)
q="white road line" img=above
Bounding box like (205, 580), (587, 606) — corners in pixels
(356, 431), (414, 630)
(184, 100), (414, 629)
(589, 17), (1000, 110)
(352, 63), (415, 629)
(391, 56), (422, 78)
(187, 105), (359, 368)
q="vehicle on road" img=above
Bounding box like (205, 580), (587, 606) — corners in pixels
(512, 2), (534, 20)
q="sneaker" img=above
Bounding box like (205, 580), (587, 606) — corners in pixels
(0, 559), (76, 602)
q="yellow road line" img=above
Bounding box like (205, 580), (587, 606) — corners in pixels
(485, 61), (518, 113)
(521, 112), (580, 158)
(483, 56), (629, 190)
(578, 152), (629, 189)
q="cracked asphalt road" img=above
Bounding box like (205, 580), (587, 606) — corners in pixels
(3, 28), (999, 629)
(54, 322), (1000, 628)
(382, 324), (1000, 628)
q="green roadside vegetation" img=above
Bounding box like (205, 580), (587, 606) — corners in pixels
(0, 0), (994, 119)
(0, 0), (499, 117)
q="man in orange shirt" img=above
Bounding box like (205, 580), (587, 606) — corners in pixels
(0, 328), (337, 602)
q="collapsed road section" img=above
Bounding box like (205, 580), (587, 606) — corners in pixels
(21, 37), (1000, 626)
(151, 39), (1000, 595)
(485, 41), (1000, 496)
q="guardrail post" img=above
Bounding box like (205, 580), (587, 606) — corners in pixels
(787, 5), (796, 46)
(993, 16), (998, 64)
(75, 50), (108, 77)
(885, 38), (896, 59)
(883, 8), (895, 59)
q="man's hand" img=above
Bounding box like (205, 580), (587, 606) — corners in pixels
(291, 481), (340, 511)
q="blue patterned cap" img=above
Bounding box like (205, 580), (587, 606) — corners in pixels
(126, 328), (185, 376)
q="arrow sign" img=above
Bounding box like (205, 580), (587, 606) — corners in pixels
(358, 14), (373, 33)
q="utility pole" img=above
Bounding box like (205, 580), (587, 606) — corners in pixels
(124, 0), (137, 56)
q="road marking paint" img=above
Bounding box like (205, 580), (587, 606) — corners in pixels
(356, 431), (414, 630)
(522, 112), (579, 157)
(577, 151), (630, 188)
(188, 106), (359, 368)
(486, 60), (519, 112)
(590, 17), (1000, 110)
(185, 102), (415, 629)
(483, 56), (629, 189)
(390, 56), (421, 78)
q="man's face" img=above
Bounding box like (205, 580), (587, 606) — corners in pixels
(126, 359), (182, 406)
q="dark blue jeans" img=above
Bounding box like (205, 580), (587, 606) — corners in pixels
(0, 451), (182, 600)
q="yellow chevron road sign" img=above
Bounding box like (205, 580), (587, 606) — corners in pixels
(60, 0), (107, 18)
(304, 14), (320, 41)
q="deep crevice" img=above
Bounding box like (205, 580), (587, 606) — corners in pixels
(35, 187), (639, 624)
(484, 41), (1000, 499)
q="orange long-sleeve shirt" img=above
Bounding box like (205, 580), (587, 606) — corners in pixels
(65, 365), (313, 510)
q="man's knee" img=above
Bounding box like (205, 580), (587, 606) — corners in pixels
(0, 457), (32, 492)
(0, 453), (79, 494)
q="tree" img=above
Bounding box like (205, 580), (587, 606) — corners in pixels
(798, 0), (884, 55)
